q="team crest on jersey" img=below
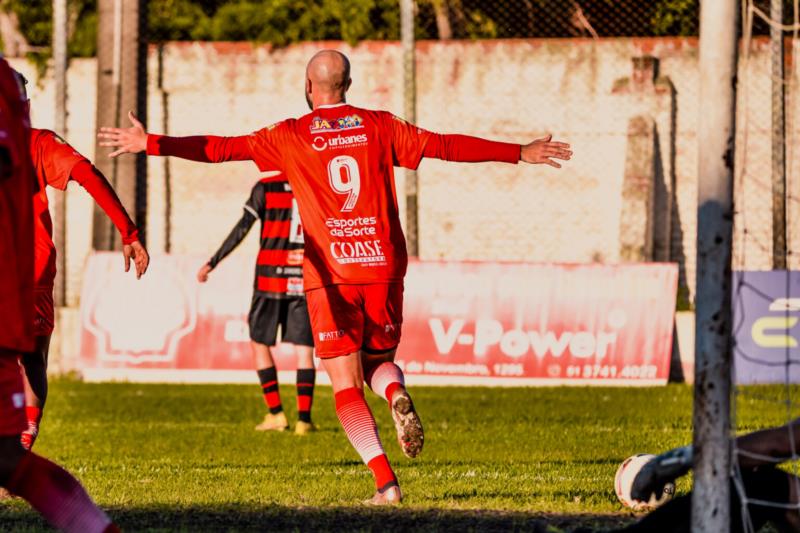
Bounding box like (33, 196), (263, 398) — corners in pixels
(310, 114), (363, 133)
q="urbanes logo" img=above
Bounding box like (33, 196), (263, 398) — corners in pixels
(751, 298), (800, 348)
(312, 133), (368, 152)
(429, 315), (624, 359)
(310, 114), (363, 133)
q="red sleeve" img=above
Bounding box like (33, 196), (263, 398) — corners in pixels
(245, 123), (285, 172)
(387, 113), (520, 169)
(69, 160), (139, 244)
(422, 133), (520, 164)
(146, 134), (253, 163)
(387, 114), (434, 169)
(35, 130), (89, 191)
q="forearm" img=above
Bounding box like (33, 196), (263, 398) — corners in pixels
(70, 161), (138, 244)
(422, 133), (520, 164)
(207, 211), (256, 268)
(736, 420), (800, 469)
(146, 134), (253, 163)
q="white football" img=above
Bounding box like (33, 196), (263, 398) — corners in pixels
(614, 454), (675, 510)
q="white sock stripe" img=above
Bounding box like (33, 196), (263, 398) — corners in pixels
(368, 362), (405, 401)
(336, 395), (386, 465)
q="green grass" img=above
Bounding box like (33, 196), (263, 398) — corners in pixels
(0, 380), (795, 532)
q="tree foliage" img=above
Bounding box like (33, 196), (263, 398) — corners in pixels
(0, 0), (711, 60)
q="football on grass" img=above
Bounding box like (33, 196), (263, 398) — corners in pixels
(614, 454), (675, 510)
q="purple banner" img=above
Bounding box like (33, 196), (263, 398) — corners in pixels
(733, 271), (800, 384)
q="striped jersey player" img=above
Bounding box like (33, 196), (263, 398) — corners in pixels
(197, 177), (316, 435)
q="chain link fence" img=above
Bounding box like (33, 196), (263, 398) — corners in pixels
(9, 0), (797, 308)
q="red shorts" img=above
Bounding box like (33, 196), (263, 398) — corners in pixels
(306, 283), (403, 358)
(0, 353), (26, 436)
(34, 288), (55, 337)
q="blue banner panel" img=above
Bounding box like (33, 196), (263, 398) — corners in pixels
(733, 271), (800, 384)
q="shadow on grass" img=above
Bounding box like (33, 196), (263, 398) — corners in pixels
(0, 504), (637, 532)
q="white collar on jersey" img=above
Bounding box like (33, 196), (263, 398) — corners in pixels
(316, 103), (347, 109)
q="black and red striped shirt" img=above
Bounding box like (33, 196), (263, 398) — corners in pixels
(207, 178), (305, 298)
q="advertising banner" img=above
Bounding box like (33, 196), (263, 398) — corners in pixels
(732, 271), (800, 384)
(78, 253), (677, 385)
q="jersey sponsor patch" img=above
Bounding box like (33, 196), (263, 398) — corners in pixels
(310, 114), (363, 134)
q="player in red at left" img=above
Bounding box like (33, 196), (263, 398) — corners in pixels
(13, 70), (150, 450)
(0, 56), (120, 533)
(99, 49), (571, 504)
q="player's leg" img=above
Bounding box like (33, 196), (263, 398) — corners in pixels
(249, 294), (287, 431)
(19, 334), (50, 449)
(19, 288), (55, 449)
(307, 285), (401, 504)
(0, 352), (117, 533)
(322, 352), (400, 504)
(282, 297), (316, 434)
(360, 282), (423, 459)
(735, 467), (800, 532)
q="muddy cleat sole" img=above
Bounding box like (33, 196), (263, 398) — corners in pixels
(364, 484), (403, 506)
(255, 412), (289, 432)
(294, 421), (318, 435)
(390, 389), (424, 458)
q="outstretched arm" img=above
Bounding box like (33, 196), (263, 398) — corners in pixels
(69, 161), (149, 279)
(423, 133), (572, 168)
(198, 208), (257, 283)
(98, 111), (252, 163)
(390, 114), (572, 170)
(736, 417), (800, 469)
(632, 417), (800, 502)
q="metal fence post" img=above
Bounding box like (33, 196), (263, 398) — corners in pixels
(693, 0), (738, 531)
(52, 0), (68, 306)
(771, 0), (787, 269)
(400, 0), (418, 257)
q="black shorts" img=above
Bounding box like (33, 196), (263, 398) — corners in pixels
(248, 295), (314, 347)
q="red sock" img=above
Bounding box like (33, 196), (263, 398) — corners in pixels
(296, 368), (315, 423)
(334, 387), (396, 489)
(256, 367), (282, 414)
(6, 452), (113, 533)
(21, 406), (43, 449)
(26, 406), (42, 428)
(366, 362), (405, 402)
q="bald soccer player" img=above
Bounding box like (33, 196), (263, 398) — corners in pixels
(99, 49), (572, 504)
(0, 56), (119, 533)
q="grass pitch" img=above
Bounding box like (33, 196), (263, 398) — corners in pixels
(0, 380), (792, 532)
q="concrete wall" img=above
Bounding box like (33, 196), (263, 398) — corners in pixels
(11, 37), (795, 312)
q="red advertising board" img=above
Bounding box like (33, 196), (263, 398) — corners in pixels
(78, 253), (677, 385)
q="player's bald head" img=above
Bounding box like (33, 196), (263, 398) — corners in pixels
(305, 50), (351, 109)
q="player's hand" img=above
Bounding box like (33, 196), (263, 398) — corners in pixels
(197, 264), (212, 283)
(520, 135), (572, 168)
(123, 240), (149, 279)
(98, 111), (148, 157)
(631, 445), (693, 502)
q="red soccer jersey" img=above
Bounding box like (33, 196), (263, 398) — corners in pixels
(247, 105), (432, 289)
(29, 129), (139, 289)
(29, 128), (88, 288)
(146, 103), (521, 291)
(0, 58), (35, 352)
